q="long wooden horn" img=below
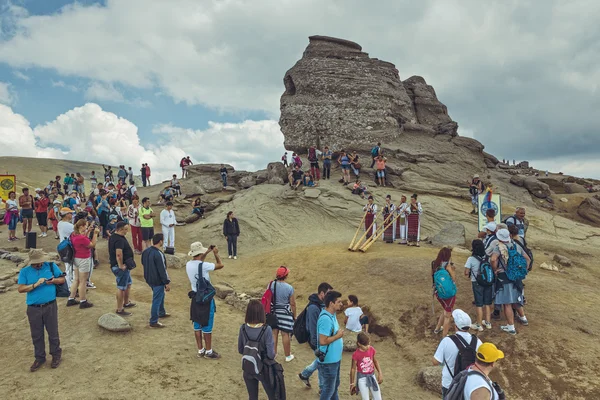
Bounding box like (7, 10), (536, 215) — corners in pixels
(359, 213), (401, 253)
(351, 214), (379, 251)
(360, 211), (393, 249)
(348, 211), (368, 250)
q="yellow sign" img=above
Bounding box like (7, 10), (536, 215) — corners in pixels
(478, 192), (502, 231)
(0, 175), (16, 201)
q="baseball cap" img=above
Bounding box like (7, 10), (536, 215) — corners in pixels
(476, 343), (505, 363)
(276, 266), (289, 279)
(452, 309), (472, 330)
(496, 229), (510, 242)
(484, 222), (497, 232)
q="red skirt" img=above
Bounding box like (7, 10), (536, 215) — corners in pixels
(436, 294), (456, 312)
(365, 213), (375, 239)
(383, 213), (394, 242)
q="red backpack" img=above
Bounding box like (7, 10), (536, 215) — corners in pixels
(261, 281), (274, 314)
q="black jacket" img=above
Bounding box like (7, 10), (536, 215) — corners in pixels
(223, 218), (240, 236)
(142, 246), (170, 287)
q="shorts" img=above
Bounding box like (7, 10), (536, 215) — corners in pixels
(472, 281), (494, 307)
(36, 212), (48, 227)
(193, 300), (216, 333)
(293, 179), (302, 185)
(21, 209), (33, 219)
(359, 315), (369, 325)
(377, 170), (385, 178)
(8, 214), (18, 230)
(73, 257), (93, 273)
(341, 165), (350, 170)
(436, 294), (456, 312)
(111, 266), (132, 290)
(141, 227), (154, 241)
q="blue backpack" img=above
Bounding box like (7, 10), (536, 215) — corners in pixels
(57, 235), (74, 264)
(371, 146), (379, 157)
(434, 265), (457, 299)
(505, 244), (529, 282)
(474, 256), (495, 287)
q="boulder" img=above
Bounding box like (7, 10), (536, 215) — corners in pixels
(416, 366), (443, 395)
(452, 136), (484, 153)
(343, 330), (359, 352)
(202, 179), (226, 194)
(256, 170), (269, 185)
(523, 177), (551, 198)
(186, 164), (234, 176)
(577, 195), (600, 224)
(564, 183), (588, 194)
(165, 253), (185, 269)
(214, 284), (235, 300)
(223, 186), (238, 192)
(483, 152), (499, 168)
(431, 222), (466, 247)
(304, 188), (321, 199)
(224, 292), (256, 312)
(553, 254), (572, 267)
(267, 162), (289, 184)
(184, 213), (201, 224)
(510, 175), (526, 187)
(560, 198), (568, 203)
(540, 262), (559, 272)
(98, 313), (132, 332)
(239, 175), (257, 189)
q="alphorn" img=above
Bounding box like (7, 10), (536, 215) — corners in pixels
(351, 214), (379, 251)
(348, 211), (368, 250)
(359, 213), (401, 253)
(360, 211), (393, 248)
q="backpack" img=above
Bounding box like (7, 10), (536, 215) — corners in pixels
(48, 207), (56, 221)
(308, 147), (317, 162)
(261, 281), (274, 315)
(473, 256), (494, 287)
(263, 358), (287, 400)
(180, 158), (185, 168)
(371, 146), (379, 157)
(445, 335), (478, 378)
(241, 325), (268, 376)
(514, 239), (534, 270)
(57, 235), (74, 264)
(444, 369), (493, 400)
(293, 299), (320, 345)
(296, 158), (303, 168)
(433, 265), (457, 299)
(194, 262), (216, 304)
(505, 244), (529, 282)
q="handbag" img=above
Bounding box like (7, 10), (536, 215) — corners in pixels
(165, 247), (175, 255)
(125, 258), (137, 270)
(266, 281), (278, 328)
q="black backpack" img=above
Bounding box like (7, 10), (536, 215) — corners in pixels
(194, 262), (216, 305)
(241, 325), (268, 376)
(445, 335), (478, 378)
(293, 299), (320, 346)
(444, 369), (493, 400)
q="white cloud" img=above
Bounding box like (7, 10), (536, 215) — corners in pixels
(52, 80), (79, 92)
(85, 81), (151, 108)
(0, 82), (17, 105)
(12, 70), (30, 81)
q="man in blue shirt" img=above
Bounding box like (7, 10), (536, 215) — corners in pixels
(317, 290), (345, 400)
(17, 249), (66, 372)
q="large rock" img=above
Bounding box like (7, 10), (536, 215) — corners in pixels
(577, 195), (600, 224)
(184, 213), (201, 224)
(522, 177), (551, 198)
(214, 283), (235, 299)
(510, 175), (526, 187)
(483, 152), (499, 168)
(239, 175), (257, 189)
(553, 254), (572, 267)
(402, 76), (455, 133)
(431, 222), (466, 247)
(343, 330), (360, 352)
(187, 164), (234, 176)
(98, 313), (132, 332)
(564, 183), (588, 194)
(304, 188), (321, 199)
(416, 366), (443, 395)
(165, 253), (185, 269)
(267, 162), (289, 184)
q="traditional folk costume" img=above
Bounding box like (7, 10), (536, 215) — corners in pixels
(406, 201), (423, 246)
(396, 202), (409, 244)
(363, 203), (378, 240)
(382, 202), (396, 243)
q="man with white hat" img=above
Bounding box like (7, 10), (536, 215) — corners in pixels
(432, 309), (483, 397)
(185, 242), (224, 359)
(468, 174), (484, 215)
(17, 249), (66, 372)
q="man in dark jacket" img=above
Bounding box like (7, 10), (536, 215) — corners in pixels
(298, 282), (333, 389)
(142, 233), (171, 328)
(223, 211), (240, 259)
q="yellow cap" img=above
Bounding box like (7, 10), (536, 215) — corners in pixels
(476, 343), (505, 363)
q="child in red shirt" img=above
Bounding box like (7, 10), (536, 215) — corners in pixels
(350, 332), (383, 399)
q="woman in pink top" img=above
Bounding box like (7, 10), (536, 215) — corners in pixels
(350, 332), (383, 399)
(145, 165), (151, 185)
(67, 219), (99, 309)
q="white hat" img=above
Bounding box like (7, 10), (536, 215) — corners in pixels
(473, 174), (480, 179)
(452, 309), (472, 330)
(484, 222), (497, 232)
(496, 229), (510, 242)
(188, 242), (209, 257)
(53, 199), (61, 204)
(35, 188), (41, 192)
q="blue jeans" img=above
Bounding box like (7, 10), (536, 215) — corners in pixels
(150, 285), (166, 324)
(227, 235), (237, 256)
(318, 361), (340, 400)
(302, 358), (321, 389)
(221, 175), (227, 187)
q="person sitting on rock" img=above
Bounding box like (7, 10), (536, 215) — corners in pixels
(191, 198), (205, 219)
(303, 172), (318, 187)
(158, 187), (174, 204)
(352, 180), (368, 199)
(291, 165), (304, 190)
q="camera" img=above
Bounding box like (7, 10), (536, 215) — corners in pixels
(492, 382), (506, 400)
(209, 245), (215, 250)
(314, 349), (326, 362)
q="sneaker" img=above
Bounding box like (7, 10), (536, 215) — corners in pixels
(116, 310), (132, 316)
(433, 327), (443, 334)
(38, 233), (44, 238)
(285, 355), (295, 362)
(204, 350), (221, 360)
(66, 299), (80, 307)
(149, 322), (166, 328)
(471, 323), (483, 332)
(86, 282), (96, 289)
(79, 301), (94, 309)
(30, 359), (46, 372)
(233, 256), (237, 260)
(197, 349), (206, 358)
(500, 325), (517, 335)
(159, 313), (171, 318)
(518, 317), (529, 326)
(483, 320), (492, 330)
(42, 233), (48, 237)
(93, 260), (99, 268)
(51, 355), (62, 369)
(298, 373), (311, 388)
(228, 255), (232, 259)
(123, 302), (136, 308)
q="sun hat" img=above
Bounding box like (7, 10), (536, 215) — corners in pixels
(53, 199), (61, 204)
(496, 229), (510, 242)
(28, 249), (49, 265)
(452, 309), (472, 330)
(70, 190), (78, 195)
(188, 242), (209, 257)
(484, 222), (497, 232)
(276, 266), (289, 279)
(59, 207), (74, 216)
(476, 343), (505, 363)
(473, 174), (480, 179)
(35, 188), (41, 192)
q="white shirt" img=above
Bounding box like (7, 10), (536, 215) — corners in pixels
(463, 368), (498, 399)
(160, 209), (177, 228)
(433, 332), (483, 389)
(57, 221), (74, 241)
(186, 260), (216, 291)
(6, 199), (18, 211)
(344, 306), (363, 332)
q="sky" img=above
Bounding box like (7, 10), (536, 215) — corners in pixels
(0, 0), (599, 181)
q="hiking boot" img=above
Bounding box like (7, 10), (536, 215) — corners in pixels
(500, 325), (517, 335)
(518, 316), (529, 326)
(123, 302), (136, 308)
(483, 320), (492, 330)
(51, 355), (62, 369)
(204, 350), (221, 360)
(79, 301), (94, 309)
(116, 310), (132, 316)
(30, 359), (45, 372)
(149, 322), (166, 328)
(471, 323), (483, 332)
(298, 373), (311, 388)
(66, 299), (80, 307)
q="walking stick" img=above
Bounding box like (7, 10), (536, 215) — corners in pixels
(348, 212), (368, 250)
(351, 214), (379, 251)
(359, 213), (400, 252)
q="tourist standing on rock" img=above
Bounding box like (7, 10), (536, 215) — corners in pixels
(76, 173), (85, 195)
(362, 196), (378, 240)
(4, 191), (19, 241)
(468, 174), (484, 215)
(298, 282), (333, 390)
(127, 166), (134, 183)
(432, 247), (457, 336)
(382, 195), (396, 243)
(186, 242), (224, 359)
(109, 222), (136, 316)
(267, 266), (296, 362)
(238, 299), (276, 400)
(338, 150), (351, 185)
(374, 155), (387, 186)
(145, 164), (152, 186)
(321, 146), (332, 180)
(458, 343), (504, 399)
(350, 332), (383, 400)
(432, 309), (482, 397)
(317, 290), (344, 400)
(370, 142), (381, 168)
(127, 196), (143, 254)
(170, 174), (182, 197)
(350, 151), (361, 178)
(19, 188), (35, 239)
(220, 164), (228, 188)
(34, 191), (50, 238)
(396, 195), (409, 245)
(90, 171), (97, 188)
(139, 197), (156, 250)
(141, 164), (147, 187)
(308, 145), (321, 181)
(17, 249), (66, 372)
(281, 152), (289, 168)
(504, 206), (528, 241)
(142, 233), (171, 328)
(160, 201), (177, 251)
(67, 219), (98, 309)
(117, 165), (127, 184)
(464, 240), (493, 331)
(406, 194), (423, 246)
(223, 211), (240, 259)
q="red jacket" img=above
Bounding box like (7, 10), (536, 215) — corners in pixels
(34, 197), (50, 213)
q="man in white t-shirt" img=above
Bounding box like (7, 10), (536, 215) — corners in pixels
(463, 342), (504, 399)
(185, 242), (224, 360)
(159, 202), (177, 250)
(432, 309), (482, 397)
